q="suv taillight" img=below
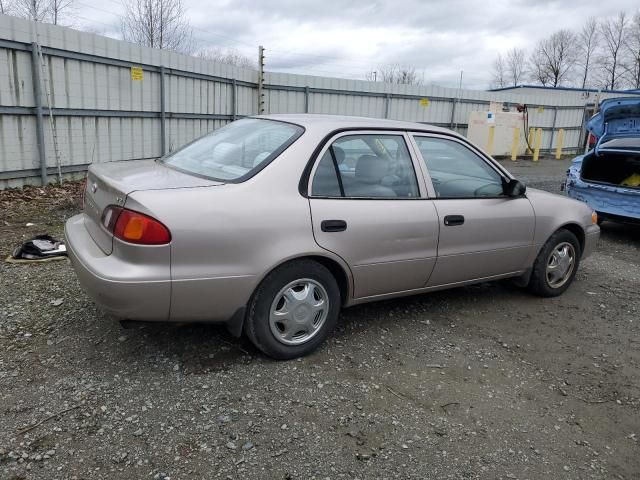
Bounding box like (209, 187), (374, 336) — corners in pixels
(101, 206), (171, 245)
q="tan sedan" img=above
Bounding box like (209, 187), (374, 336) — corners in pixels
(65, 115), (600, 359)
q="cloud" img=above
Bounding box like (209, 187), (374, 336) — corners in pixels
(74, 0), (638, 89)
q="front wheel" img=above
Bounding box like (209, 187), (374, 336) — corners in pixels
(528, 229), (581, 297)
(244, 260), (341, 359)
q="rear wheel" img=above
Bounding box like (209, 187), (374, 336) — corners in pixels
(528, 229), (581, 297)
(244, 260), (341, 359)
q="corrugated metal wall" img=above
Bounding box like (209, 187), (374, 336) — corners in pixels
(0, 15), (256, 188)
(1, 14), (638, 188)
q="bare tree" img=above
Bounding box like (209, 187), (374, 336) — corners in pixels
(577, 17), (599, 88)
(505, 48), (526, 86)
(529, 29), (577, 87)
(529, 48), (552, 86)
(598, 11), (629, 90)
(121, 0), (193, 53)
(367, 64), (422, 85)
(10, 0), (75, 24)
(13, 0), (50, 22)
(0, 0), (15, 14)
(491, 53), (507, 88)
(624, 12), (640, 89)
(49, 0), (74, 25)
(198, 46), (254, 68)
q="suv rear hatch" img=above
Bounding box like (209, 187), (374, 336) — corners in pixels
(83, 159), (223, 254)
(580, 97), (640, 189)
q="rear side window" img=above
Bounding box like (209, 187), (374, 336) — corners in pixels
(162, 118), (303, 181)
(311, 134), (419, 198)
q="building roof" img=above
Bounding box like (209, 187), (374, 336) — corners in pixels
(488, 84), (640, 95)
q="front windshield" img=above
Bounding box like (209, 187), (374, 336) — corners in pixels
(161, 118), (303, 181)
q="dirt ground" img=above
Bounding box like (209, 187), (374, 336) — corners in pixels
(1, 157), (639, 480)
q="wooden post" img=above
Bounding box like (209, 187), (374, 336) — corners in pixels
(555, 128), (564, 160)
(31, 42), (47, 185)
(527, 127), (534, 154)
(511, 127), (519, 161)
(533, 128), (542, 162)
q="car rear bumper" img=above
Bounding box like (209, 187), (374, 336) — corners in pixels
(566, 179), (640, 221)
(65, 213), (171, 321)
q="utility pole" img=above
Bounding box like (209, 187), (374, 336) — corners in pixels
(257, 45), (265, 114)
(453, 70), (463, 131)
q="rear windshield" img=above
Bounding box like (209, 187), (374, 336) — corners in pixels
(161, 118), (303, 181)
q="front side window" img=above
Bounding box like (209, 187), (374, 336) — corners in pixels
(413, 136), (505, 198)
(162, 118), (303, 181)
(311, 134), (419, 198)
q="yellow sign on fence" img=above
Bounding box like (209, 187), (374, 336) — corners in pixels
(131, 67), (144, 81)
(419, 98), (430, 107)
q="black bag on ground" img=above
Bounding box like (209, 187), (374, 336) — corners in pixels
(12, 235), (67, 260)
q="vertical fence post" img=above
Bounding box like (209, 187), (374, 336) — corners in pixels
(232, 78), (237, 120)
(511, 127), (519, 161)
(257, 45), (265, 114)
(579, 106), (588, 154)
(384, 94), (391, 119)
(549, 106), (558, 152)
(30, 42), (47, 185)
(533, 128), (543, 161)
(159, 66), (166, 156)
(527, 127), (534, 154)
(449, 97), (456, 129)
(304, 86), (310, 113)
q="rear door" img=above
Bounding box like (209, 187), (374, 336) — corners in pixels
(308, 131), (439, 299)
(410, 134), (535, 286)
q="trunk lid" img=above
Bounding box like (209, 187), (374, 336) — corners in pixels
(587, 97), (640, 155)
(83, 159), (223, 254)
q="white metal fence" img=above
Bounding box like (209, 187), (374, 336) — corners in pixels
(1, 14), (638, 188)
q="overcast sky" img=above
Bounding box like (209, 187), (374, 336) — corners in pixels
(74, 0), (636, 89)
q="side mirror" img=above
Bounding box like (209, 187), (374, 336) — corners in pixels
(504, 178), (526, 197)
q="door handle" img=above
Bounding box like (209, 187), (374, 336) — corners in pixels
(321, 220), (347, 232)
(444, 215), (464, 226)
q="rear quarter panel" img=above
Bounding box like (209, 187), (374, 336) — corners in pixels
(127, 130), (352, 322)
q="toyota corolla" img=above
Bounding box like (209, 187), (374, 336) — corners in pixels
(65, 115), (599, 359)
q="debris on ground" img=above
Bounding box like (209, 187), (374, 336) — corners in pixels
(9, 234), (67, 263)
(0, 160), (638, 479)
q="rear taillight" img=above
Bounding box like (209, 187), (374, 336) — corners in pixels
(101, 206), (171, 245)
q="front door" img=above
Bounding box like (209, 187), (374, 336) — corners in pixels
(308, 132), (439, 299)
(411, 134), (535, 286)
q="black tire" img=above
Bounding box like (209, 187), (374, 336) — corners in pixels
(244, 260), (341, 360)
(528, 229), (581, 297)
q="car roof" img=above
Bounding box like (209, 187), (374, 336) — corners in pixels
(255, 114), (458, 137)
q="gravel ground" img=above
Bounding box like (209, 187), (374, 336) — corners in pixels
(1, 157), (639, 480)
